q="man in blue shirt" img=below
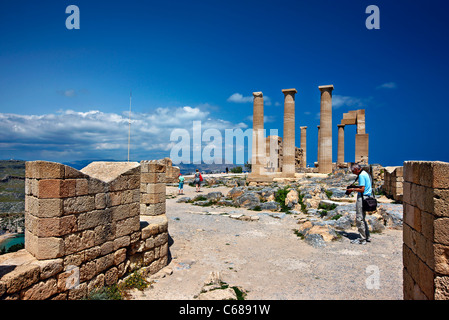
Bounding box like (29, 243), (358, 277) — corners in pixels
(347, 164), (373, 245)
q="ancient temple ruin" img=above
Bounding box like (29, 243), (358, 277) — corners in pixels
(248, 85), (371, 181)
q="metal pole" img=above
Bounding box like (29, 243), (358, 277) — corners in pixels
(128, 91), (132, 162)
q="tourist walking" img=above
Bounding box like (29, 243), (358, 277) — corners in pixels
(194, 169), (202, 192)
(346, 164), (373, 245)
(178, 173), (185, 195)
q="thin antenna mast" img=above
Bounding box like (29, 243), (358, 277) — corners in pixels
(127, 90), (132, 162)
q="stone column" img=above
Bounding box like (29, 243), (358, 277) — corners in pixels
(337, 124), (345, 166)
(282, 89), (297, 177)
(355, 134), (369, 164)
(318, 85), (334, 174)
(316, 125), (320, 168)
(300, 126), (307, 168)
(251, 92), (265, 176)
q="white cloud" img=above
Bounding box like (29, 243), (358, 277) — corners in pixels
(227, 93), (253, 103)
(377, 82), (397, 89)
(245, 115), (275, 123)
(0, 106), (247, 162)
(332, 95), (367, 109)
(227, 93), (272, 106)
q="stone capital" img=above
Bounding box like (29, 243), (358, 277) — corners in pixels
(253, 92), (263, 98)
(337, 124), (345, 128)
(300, 126), (308, 130)
(318, 85), (334, 92)
(282, 88), (298, 95)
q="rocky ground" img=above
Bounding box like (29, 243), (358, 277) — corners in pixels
(130, 174), (404, 300)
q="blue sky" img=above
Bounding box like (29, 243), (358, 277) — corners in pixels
(1, 0), (448, 166)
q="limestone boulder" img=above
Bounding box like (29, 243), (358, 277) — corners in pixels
(226, 187), (246, 200)
(234, 192), (261, 210)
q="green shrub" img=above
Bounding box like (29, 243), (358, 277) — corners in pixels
(275, 186), (291, 213)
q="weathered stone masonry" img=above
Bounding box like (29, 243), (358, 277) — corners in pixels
(0, 160), (169, 300)
(403, 161), (449, 300)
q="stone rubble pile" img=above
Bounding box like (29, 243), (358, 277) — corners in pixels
(178, 171), (403, 248)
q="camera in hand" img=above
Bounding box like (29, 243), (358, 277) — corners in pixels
(345, 186), (354, 195)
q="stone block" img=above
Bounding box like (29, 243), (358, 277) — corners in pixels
(95, 193), (107, 209)
(63, 196), (95, 215)
(27, 196), (63, 218)
(434, 244), (449, 276)
(415, 232), (434, 267)
(418, 259), (435, 300)
(25, 231), (64, 260)
(80, 261), (97, 282)
(421, 210), (435, 240)
(38, 179), (62, 199)
(21, 278), (58, 300)
(434, 218), (449, 245)
(419, 161), (449, 189)
(435, 276), (449, 300)
(141, 193), (165, 204)
(404, 161), (420, 184)
(84, 246), (101, 262)
(121, 190), (135, 204)
(114, 248), (127, 265)
(0, 263), (40, 295)
(403, 267), (414, 300)
(146, 162), (166, 173)
(64, 230), (95, 255)
(145, 183), (166, 194)
(404, 204), (421, 232)
(115, 216), (140, 238)
(110, 175), (128, 192)
(128, 174), (140, 189)
(94, 222), (116, 246)
(105, 267), (118, 286)
(140, 202), (166, 216)
(144, 250), (155, 266)
(113, 236), (130, 251)
(141, 172), (166, 184)
(60, 179), (76, 198)
(26, 161), (65, 179)
(433, 189), (449, 218)
(109, 191), (122, 207)
(78, 209), (112, 231)
(403, 223), (417, 255)
(29, 215), (77, 237)
(33, 258), (64, 280)
(88, 178), (108, 195)
(67, 282), (87, 300)
(403, 181), (412, 204)
(75, 179), (89, 196)
(111, 204), (131, 222)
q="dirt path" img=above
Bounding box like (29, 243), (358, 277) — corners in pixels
(131, 185), (403, 300)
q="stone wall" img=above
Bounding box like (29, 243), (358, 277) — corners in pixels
(264, 135), (305, 172)
(402, 161), (449, 300)
(383, 166), (403, 202)
(0, 160), (168, 300)
(160, 157), (180, 183)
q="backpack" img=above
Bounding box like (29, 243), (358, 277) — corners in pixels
(199, 173), (203, 182)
